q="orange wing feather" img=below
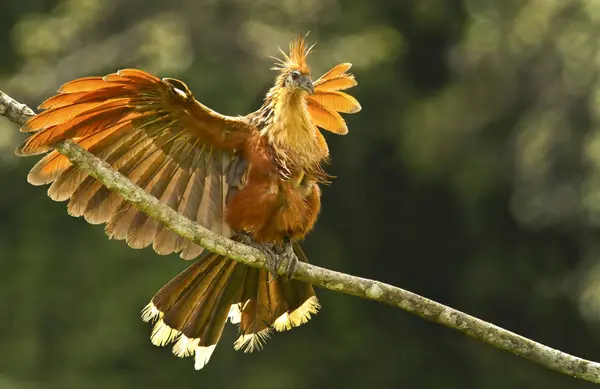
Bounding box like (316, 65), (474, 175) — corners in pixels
(308, 91), (361, 114)
(17, 68), (251, 259)
(307, 63), (361, 135)
(314, 77), (357, 92)
(307, 101), (349, 135)
(58, 77), (109, 93)
(314, 63), (353, 83)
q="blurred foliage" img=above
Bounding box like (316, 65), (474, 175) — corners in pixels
(2, 0), (600, 388)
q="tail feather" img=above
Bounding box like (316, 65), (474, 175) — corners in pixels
(147, 254), (222, 315)
(142, 243), (319, 369)
(283, 281), (320, 328)
(176, 260), (234, 338)
(234, 268), (274, 353)
(192, 262), (245, 369)
(274, 243), (319, 331)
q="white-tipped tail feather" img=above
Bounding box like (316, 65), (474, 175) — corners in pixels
(233, 328), (271, 353)
(141, 302), (163, 323)
(228, 303), (243, 324)
(273, 312), (292, 331)
(171, 333), (216, 370)
(173, 334), (199, 358)
(274, 296), (321, 332)
(141, 295), (320, 368)
(143, 303), (218, 369)
(288, 296), (320, 327)
(194, 345), (216, 370)
(150, 319), (180, 346)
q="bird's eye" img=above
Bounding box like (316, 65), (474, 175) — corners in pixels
(291, 71), (300, 80)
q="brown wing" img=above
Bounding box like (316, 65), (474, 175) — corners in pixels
(16, 69), (252, 259)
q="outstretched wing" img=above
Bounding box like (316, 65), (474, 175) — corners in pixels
(307, 63), (361, 135)
(17, 69), (252, 259)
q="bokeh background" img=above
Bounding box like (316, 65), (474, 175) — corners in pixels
(1, 0), (600, 388)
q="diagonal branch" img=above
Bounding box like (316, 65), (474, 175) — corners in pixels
(1, 89), (599, 384)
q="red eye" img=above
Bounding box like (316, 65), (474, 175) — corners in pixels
(291, 72), (300, 80)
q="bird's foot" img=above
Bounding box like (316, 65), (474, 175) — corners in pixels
(238, 233), (298, 280)
(273, 239), (298, 280)
(238, 232), (279, 270)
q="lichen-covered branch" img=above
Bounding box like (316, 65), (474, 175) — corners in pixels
(2, 89), (600, 384)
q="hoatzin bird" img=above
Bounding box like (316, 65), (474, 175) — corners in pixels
(15, 35), (360, 369)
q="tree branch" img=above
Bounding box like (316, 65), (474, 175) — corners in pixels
(2, 89), (599, 384)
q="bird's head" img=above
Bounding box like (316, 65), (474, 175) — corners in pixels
(283, 69), (314, 95)
(272, 34), (315, 95)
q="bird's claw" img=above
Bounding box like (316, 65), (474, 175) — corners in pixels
(238, 233), (297, 280)
(269, 240), (298, 280)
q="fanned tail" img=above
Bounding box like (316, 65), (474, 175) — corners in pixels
(142, 240), (319, 370)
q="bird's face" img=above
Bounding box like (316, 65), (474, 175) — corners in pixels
(284, 70), (314, 95)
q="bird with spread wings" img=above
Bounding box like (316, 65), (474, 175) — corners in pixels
(16, 35), (361, 369)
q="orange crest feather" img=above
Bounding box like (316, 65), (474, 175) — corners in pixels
(272, 34), (313, 75)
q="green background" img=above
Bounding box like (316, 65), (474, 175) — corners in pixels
(1, 1), (600, 388)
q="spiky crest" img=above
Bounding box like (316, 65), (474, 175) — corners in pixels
(271, 34), (314, 75)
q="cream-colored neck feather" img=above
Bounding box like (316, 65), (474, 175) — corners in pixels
(261, 87), (329, 171)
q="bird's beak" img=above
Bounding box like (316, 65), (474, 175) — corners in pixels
(300, 76), (314, 95)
